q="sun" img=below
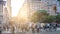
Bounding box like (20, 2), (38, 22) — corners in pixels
(11, 0), (25, 17)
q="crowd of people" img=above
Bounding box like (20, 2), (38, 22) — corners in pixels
(30, 23), (59, 33)
(1, 22), (60, 33)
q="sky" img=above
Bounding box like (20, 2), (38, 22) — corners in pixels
(11, 0), (25, 17)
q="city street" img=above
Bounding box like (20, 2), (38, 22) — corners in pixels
(2, 30), (60, 34)
(2, 31), (60, 34)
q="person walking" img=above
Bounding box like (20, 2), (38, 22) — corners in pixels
(35, 23), (41, 33)
(0, 25), (2, 34)
(31, 23), (35, 33)
(12, 26), (15, 34)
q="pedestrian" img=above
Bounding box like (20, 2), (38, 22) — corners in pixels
(52, 23), (57, 31)
(35, 23), (41, 33)
(31, 23), (35, 33)
(0, 25), (2, 34)
(12, 26), (14, 34)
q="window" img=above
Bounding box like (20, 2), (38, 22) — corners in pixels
(58, 1), (60, 6)
(38, 0), (41, 1)
(32, 0), (41, 1)
(58, 0), (60, 1)
(57, 0), (60, 6)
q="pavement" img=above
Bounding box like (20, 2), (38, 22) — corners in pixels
(2, 30), (60, 34)
(2, 28), (60, 34)
(2, 31), (60, 34)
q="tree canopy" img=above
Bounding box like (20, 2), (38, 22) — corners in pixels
(42, 16), (56, 23)
(56, 14), (60, 23)
(30, 10), (48, 23)
(30, 10), (60, 23)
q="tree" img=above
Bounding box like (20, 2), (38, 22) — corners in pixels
(38, 10), (48, 15)
(56, 14), (60, 23)
(42, 16), (56, 23)
(30, 10), (48, 23)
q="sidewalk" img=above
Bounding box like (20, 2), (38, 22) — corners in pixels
(57, 27), (60, 31)
(2, 31), (12, 33)
(2, 28), (60, 34)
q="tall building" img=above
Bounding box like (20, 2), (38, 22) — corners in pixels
(27, 0), (60, 15)
(3, 5), (9, 24)
(3, 0), (11, 24)
(18, 0), (60, 23)
(28, 0), (57, 15)
(56, 0), (60, 14)
(6, 0), (11, 19)
(18, 0), (29, 23)
(0, 0), (6, 24)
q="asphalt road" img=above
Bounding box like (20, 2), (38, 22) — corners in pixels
(2, 28), (60, 34)
(2, 31), (60, 34)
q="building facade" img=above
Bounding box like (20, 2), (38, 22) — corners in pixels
(3, 5), (9, 24)
(3, 0), (11, 24)
(6, 0), (11, 19)
(18, 0), (29, 23)
(18, 0), (60, 23)
(56, 0), (60, 14)
(0, 0), (6, 24)
(27, 0), (58, 15)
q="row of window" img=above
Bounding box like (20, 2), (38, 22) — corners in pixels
(33, 0), (58, 1)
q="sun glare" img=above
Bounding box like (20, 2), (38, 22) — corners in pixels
(11, 0), (25, 17)
(20, 11), (27, 18)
